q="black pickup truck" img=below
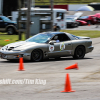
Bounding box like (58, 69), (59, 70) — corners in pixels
(0, 16), (18, 35)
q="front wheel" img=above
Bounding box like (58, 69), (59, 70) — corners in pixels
(31, 49), (43, 62)
(73, 46), (85, 59)
(87, 21), (91, 25)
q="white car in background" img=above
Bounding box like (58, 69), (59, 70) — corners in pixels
(66, 12), (83, 28)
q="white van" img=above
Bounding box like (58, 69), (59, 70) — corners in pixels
(12, 8), (67, 30)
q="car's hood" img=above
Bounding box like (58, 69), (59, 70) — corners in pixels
(2, 41), (39, 51)
(5, 21), (17, 24)
(67, 20), (74, 22)
(7, 41), (35, 47)
(74, 12), (83, 18)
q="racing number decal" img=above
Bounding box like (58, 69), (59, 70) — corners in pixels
(49, 45), (54, 52)
(60, 42), (65, 51)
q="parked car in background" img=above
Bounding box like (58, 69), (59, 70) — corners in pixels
(94, 13), (100, 18)
(66, 17), (79, 28)
(66, 12), (83, 28)
(0, 16), (18, 35)
(76, 20), (87, 26)
(78, 15), (97, 25)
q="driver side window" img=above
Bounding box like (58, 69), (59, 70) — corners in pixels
(56, 12), (64, 20)
(52, 34), (70, 43)
(52, 35), (60, 43)
(58, 34), (70, 42)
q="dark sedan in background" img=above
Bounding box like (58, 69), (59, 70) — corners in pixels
(66, 17), (79, 28)
(0, 16), (18, 34)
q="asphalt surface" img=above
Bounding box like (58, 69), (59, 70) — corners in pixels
(0, 37), (100, 100)
(66, 25), (100, 30)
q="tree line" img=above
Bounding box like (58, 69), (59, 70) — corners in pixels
(3, 0), (24, 16)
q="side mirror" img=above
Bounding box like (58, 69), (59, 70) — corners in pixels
(31, 21), (34, 25)
(49, 40), (56, 45)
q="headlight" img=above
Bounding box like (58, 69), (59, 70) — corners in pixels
(1, 46), (8, 50)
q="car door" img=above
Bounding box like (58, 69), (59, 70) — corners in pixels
(58, 34), (73, 56)
(48, 33), (73, 58)
(48, 42), (61, 57)
(59, 41), (72, 56)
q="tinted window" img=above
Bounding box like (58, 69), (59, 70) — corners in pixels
(56, 12), (64, 19)
(52, 34), (70, 42)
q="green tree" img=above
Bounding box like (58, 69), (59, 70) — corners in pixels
(3, 0), (24, 16)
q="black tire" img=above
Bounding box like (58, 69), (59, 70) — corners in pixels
(31, 49), (43, 62)
(73, 46), (85, 59)
(72, 23), (78, 28)
(7, 27), (15, 35)
(87, 21), (91, 25)
(74, 23), (78, 27)
(79, 22), (81, 26)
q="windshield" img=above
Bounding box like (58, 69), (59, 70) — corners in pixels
(79, 16), (89, 19)
(1, 16), (11, 22)
(26, 33), (53, 43)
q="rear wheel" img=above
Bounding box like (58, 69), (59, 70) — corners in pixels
(7, 27), (15, 35)
(31, 49), (43, 62)
(73, 46), (85, 59)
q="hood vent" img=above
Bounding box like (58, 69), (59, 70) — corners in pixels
(7, 47), (14, 51)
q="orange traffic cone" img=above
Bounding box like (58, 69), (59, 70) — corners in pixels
(4, 39), (10, 41)
(18, 57), (25, 71)
(65, 63), (78, 70)
(88, 24), (90, 26)
(61, 73), (75, 92)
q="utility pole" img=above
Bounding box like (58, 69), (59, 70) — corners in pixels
(18, 0), (22, 40)
(50, 0), (54, 31)
(26, 0), (31, 39)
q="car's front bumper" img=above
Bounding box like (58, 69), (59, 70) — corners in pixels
(0, 51), (31, 60)
(86, 46), (94, 53)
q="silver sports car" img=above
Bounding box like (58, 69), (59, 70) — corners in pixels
(0, 32), (94, 61)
